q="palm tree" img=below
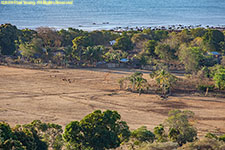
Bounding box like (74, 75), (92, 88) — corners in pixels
(135, 76), (148, 95)
(83, 46), (104, 65)
(150, 69), (177, 98)
(119, 72), (148, 95)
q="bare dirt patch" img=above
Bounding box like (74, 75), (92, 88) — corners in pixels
(0, 66), (224, 136)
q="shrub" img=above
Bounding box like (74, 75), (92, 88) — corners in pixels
(153, 124), (167, 142)
(209, 65), (224, 78)
(197, 84), (214, 92)
(131, 126), (155, 143)
(179, 138), (223, 150)
(205, 132), (218, 140)
(213, 68), (225, 90)
(219, 134), (225, 142)
(138, 142), (178, 150)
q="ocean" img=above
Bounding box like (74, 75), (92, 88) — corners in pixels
(0, 0), (225, 30)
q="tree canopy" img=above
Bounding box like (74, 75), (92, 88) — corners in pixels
(63, 110), (130, 150)
(113, 34), (133, 51)
(0, 24), (19, 55)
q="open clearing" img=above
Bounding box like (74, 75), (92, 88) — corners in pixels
(0, 66), (224, 136)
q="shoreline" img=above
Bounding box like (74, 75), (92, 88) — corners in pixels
(12, 23), (225, 31)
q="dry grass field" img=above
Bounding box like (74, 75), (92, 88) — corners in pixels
(0, 66), (225, 136)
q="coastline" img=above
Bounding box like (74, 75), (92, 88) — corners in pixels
(13, 23), (225, 32)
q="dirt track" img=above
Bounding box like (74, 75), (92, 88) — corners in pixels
(0, 66), (224, 136)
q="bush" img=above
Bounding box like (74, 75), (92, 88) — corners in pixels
(153, 124), (167, 142)
(213, 68), (225, 90)
(205, 132), (218, 140)
(138, 142), (178, 150)
(131, 126), (155, 143)
(219, 134), (225, 142)
(209, 65), (224, 78)
(197, 84), (214, 92)
(179, 138), (224, 150)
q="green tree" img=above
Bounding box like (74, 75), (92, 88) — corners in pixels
(13, 122), (48, 150)
(0, 122), (23, 150)
(179, 46), (204, 73)
(0, 122), (45, 150)
(203, 29), (225, 51)
(178, 29), (192, 43)
(89, 31), (107, 46)
(18, 28), (37, 44)
(150, 69), (177, 98)
(82, 45), (106, 64)
(153, 30), (169, 41)
(113, 34), (133, 51)
(72, 35), (93, 63)
(165, 110), (197, 146)
(24, 120), (63, 150)
(213, 68), (225, 90)
(19, 38), (44, 58)
(190, 28), (207, 38)
(155, 43), (176, 61)
(134, 75), (148, 95)
(119, 72), (148, 95)
(143, 40), (157, 56)
(63, 110), (130, 150)
(131, 33), (149, 44)
(58, 28), (87, 47)
(103, 50), (128, 62)
(0, 23), (19, 55)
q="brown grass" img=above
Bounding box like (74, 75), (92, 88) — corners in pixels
(0, 66), (225, 137)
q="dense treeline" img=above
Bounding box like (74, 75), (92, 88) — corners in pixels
(0, 23), (225, 71)
(1, 109), (225, 150)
